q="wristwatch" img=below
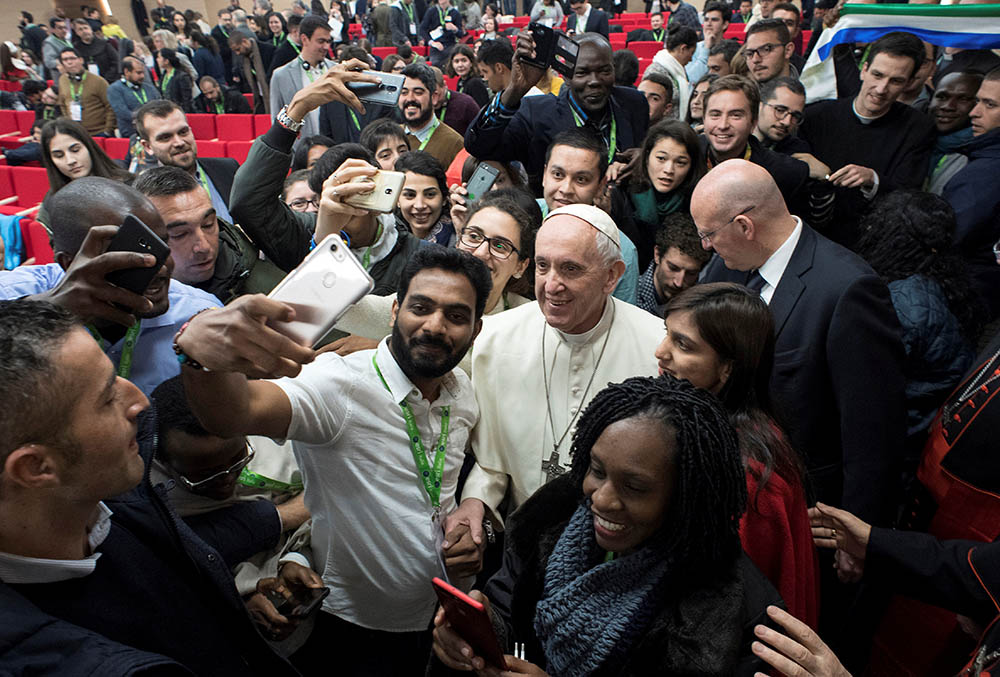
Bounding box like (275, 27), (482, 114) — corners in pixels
(276, 105), (304, 133)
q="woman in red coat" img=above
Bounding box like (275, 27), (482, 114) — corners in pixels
(654, 282), (820, 628)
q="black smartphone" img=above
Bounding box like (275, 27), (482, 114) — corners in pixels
(104, 215), (170, 295)
(290, 586), (330, 617)
(465, 162), (500, 203)
(346, 71), (406, 107)
(521, 23), (579, 79)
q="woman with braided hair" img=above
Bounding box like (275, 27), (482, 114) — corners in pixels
(432, 375), (782, 676)
(656, 282), (819, 630)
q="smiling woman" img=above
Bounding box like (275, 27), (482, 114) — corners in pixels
(431, 376), (784, 675)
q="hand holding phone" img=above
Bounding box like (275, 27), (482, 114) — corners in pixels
(346, 70), (406, 107)
(464, 162), (500, 203)
(104, 215), (171, 296)
(432, 578), (508, 670)
(342, 169), (405, 213)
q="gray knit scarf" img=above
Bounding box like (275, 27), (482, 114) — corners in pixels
(533, 503), (670, 676)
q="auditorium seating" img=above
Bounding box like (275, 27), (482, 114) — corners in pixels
(187, 114), (217, 140)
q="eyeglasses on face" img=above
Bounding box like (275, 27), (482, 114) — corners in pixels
(175, 444), (255, 492)
(744, 42), (785, 60)
(763, 101), (804, 124)
(697, 205), (756, 243)
(287, 197), (319, 211)
(458, 227), (520, 260)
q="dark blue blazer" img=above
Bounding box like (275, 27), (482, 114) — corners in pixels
(701, 223), (907, 524)
(464, 85), (649, 192)
(566, 7), (610, 37)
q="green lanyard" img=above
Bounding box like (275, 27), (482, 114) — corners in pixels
(131, 84), (148, 104)
(196, 164), (212, 198)
(272, 31), (284, 46)
(214, 99), (224, 113)
(348, 108), (361, 132)
(372, 353), (451, 508)
(88, 320), (142, 379)
(238, 467), (304, 492)
(604, 550), (616, 563)
(362, 222), (383, 269)
(571, 107), (616, 164)
(302, 58), (326, 83)
(69, 72), (87, 101)
(415, 116), (440, 151)
(437, 92), (449, 122)
(404, 2), (416, 23)
(288, 34), (301, 54)
(438, 7), (448, 25)
(220, 27), (230, 39)
(161, 68), (174, 92)
(55, 36), (72, 49)
(652, 28), (664, 41)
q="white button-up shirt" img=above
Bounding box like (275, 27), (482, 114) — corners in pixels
(756, 216), (803, 304)
(274, 338), (478, 631)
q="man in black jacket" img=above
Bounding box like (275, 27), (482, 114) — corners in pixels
(465, 32), (648, 193)
(697, 160), (906, 528)
(211, 8), (236, 85)
(71, 18), (122, 82)
(194, 75), (254, 113)
(566, 0), (610, 38)
(137, 100), (241, 223)
(0, 299), (296, 676)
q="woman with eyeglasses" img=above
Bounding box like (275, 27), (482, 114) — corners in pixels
(327, 187), (541, 363)
(609, 119), (707, 269)
(283, 169), (320, 214)
(654, 282), (819, 629)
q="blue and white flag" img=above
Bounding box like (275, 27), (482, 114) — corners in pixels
(801, 3), (1000, 103)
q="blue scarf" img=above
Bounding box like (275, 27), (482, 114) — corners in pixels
(533, 503), (670, 676)
(930, 126), (974, 175)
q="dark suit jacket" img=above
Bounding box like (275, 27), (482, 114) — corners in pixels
(465, 85), (648, 192)
(193, 87), (253, 114)
(199, 157), (240, 208)
(700, 223), (907, 524)
(566, 7), (610, 37)
(270, 38), (298, 73)
(211, 25), (234, 84)
(318, 100), (395, 144)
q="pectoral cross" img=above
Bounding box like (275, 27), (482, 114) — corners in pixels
(542, 450), (567, 483)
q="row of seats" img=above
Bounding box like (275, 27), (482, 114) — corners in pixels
(187, 113), (272, 140)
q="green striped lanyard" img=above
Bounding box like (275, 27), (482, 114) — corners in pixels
(362, 222), (383, 269)
(302, 59), (327, 83)
(571, 107), (616, 164)
(403, 1), (416, 24)
(372, 353), (451, 508)
(348, 109), (361, 132)
(214, 99), (224, 113)
(437, 92), (449, 122)
(415, 116), (440, 151)
(88, 320), (142, 379)
(196, 164), (212, 197)
(131, 85), (148, 104)
(652, 28), (664, 41)
(69, 72), (88, 101)
(438, 7), (448, 26)
(288, 34), (301, 54)
(161, 68), (174, 92)
(238, 467), (304, 492)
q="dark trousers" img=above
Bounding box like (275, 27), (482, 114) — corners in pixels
(291, 610), (434, 676)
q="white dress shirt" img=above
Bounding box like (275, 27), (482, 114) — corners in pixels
(274, 338), (478, 631)
(0, 503), (113, 584)
(756, 216), (803, 304)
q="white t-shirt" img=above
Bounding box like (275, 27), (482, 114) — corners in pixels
(274, 338), (478, 631)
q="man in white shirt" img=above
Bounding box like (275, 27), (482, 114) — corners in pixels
(177, 246), (491, 675)
(446, 204), (664, 536)
(269, 16), (334, 141)
(649, 25), (698, 121)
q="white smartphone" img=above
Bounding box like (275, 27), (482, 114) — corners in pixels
(266, 235), (375, 347)
(342, 169), (406, 213)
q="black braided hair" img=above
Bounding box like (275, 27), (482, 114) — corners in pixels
(568, 375), (748, 581)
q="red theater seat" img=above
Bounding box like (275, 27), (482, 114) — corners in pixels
(197, 140), (227, 157)
(187, 114), (217, 139)
(10, 167), (48, 207)
(227, 141), (253, 164)
(21, 219), (55, 265)
(215, 114), (254, 140)
(629, 41), (662, 59)
(254, 114), (271, 136)
(372, 46), (396, 59)
(103, 137), (130, 160)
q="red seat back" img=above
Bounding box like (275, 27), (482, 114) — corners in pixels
(243, 92), (255, 109)
(629, 41), (662, 59)
(187, 114), (217, 139)
(227, 140), (253, 164)
(14, 111), (35, 136)
(10, 167), (49, 207)
(0, 111), (18, 135)
(21, 219), (55, 265)
(254, 114), (271, 136)
(197, 140), (227, 157)
(103, 137), (130, 160)
(0, 166), (14, 200)
(215, 114), (254, 140)
(372, 46), (396, 59)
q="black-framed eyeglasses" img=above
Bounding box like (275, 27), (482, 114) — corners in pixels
(763, 102), (804, 124)
(697, 205), (756, 243)
(458, 227), (520, 260)
(287, 197), (319, 211)
(174, 443), (255, 492)
(744, 42), (786, 60)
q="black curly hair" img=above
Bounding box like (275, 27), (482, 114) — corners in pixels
(568, 375), (747, 580)
(856, 190), (983, 341)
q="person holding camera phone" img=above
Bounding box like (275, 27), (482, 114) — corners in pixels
(420, 0), (465, 68)
(465, 32), (648, 195)
(175, 246), (492, 675)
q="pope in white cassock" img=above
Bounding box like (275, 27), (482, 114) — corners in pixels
(449, 204), (665, 533)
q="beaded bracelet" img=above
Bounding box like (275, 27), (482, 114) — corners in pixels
(172, 307), (218, 371)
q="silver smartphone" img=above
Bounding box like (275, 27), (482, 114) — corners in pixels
(346, 71), (406, 107)
(464, 162), (501, 203)
(266, 235), (375, 347)
(343, 169), (406, 213)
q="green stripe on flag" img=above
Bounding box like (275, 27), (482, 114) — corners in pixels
(841, 3), (1000, 18)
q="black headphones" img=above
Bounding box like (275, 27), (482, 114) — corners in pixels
(70, 73), (83, 82)
(299, 57), (310, 71)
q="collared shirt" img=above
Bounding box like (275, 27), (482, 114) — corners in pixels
(0, 503), (113, 584)
(406, 117), (437, 144)
(0, 264), (221, 395)
(273, 338), (478, 631)
(575, 4), (592, 31)
(197, 162), (233, 224)
(349, 213), (398, 269)
(756, 216), (803, 304)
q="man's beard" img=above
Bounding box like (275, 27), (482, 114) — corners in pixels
(390, 323), (469, 380)
(404, 102), (432, 128)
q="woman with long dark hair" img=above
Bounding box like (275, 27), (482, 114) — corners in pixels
(38, 119), (133, 226)
(394, 151), (454, 247)
(265, 11), (288, 47)
(856, 190), (981, 441)
(189, 31), (225, 81)
(610, 119), (707, 268)
(445, 44), (489, 107)
(432, 375), (780, 674)
(157, 47), (194, 112)
(655, 282), (819, 629)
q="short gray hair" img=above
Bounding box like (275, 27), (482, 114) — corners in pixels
(594, 230), (624, 268)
